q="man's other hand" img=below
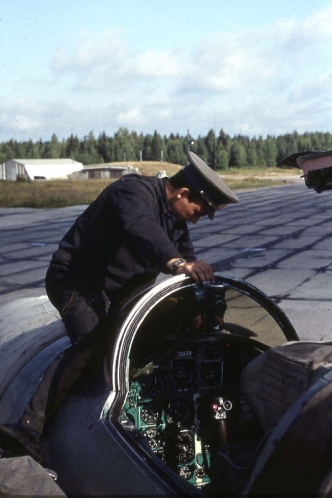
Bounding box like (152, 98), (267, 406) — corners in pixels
(175, 260), (216, 284)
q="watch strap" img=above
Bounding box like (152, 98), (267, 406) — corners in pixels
(172, 258), (187, 274)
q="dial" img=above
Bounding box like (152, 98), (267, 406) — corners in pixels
(176, 433), (195, 463)
(179, 465), (192, 480)
(144, 374), (165, 398)
(144, 427), (158, 439)
(165, 398), (194, 427)
(140, 403), (159, 424)
(196, 465), (206, 478)
(170, 359), (195, 392)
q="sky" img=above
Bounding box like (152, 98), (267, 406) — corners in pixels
(1, 0), (332, 142)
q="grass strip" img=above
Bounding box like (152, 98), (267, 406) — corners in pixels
(0, 167), (299, 208)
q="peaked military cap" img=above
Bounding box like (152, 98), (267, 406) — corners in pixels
(182, 151), (239, 219)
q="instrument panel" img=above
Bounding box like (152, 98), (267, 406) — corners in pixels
(123, 330), (264, 490)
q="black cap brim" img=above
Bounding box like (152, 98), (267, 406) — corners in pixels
(185, 152), (239, 208)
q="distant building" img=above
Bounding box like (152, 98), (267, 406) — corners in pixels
(1, 159), (83, 181)
(74, 163), (139, 180)
(0, 159), (140, 182)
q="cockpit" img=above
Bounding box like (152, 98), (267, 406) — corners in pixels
(106, 274), (298, 495)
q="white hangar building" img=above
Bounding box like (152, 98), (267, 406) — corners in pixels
(1, 159), (83, 181)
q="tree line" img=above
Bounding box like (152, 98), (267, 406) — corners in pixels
(1, 128), (332, 170)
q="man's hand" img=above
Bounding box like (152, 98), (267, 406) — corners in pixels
(167, 258), (216, 283)
(176, 260), (216, 283)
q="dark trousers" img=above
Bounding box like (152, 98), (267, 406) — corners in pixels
(20, 278), (112, 435)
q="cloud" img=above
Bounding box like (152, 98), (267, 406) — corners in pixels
(13, 115), (42, 132)
(0, 97), (86, 140)
(52, 28), (135, 93)
(0, 99), (45, 137)
(116, 107), (146, 127)
(53, 39), (186, 98)
(287, 74), (332, 104)
(134, 49), (185, 78)
(53, 29), (128, 72)
(51, 7), (332, 99)
(3, 5), (332, 141)
(179, 7), (332, 97)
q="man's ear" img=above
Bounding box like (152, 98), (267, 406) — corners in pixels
(177, 188), (190, 199)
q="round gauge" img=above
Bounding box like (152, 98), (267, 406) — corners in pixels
(165, 398), (194, 427)
(179, 465), (192, 480)
(196, 466), (206, 478)
(144, 427), (158, 439)
(175, 433), (194, 462)
(141, 403), (159, 424)
(144, 374), (165, 398)
(170, 359), (195, 392)
(176, 432), (193, 445)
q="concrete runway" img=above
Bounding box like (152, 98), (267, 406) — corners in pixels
(1, 182), (332, 341)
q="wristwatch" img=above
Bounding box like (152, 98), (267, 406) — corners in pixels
(172, 258), (187, 274)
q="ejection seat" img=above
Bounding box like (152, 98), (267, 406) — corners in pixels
(215, 341), (332, 496)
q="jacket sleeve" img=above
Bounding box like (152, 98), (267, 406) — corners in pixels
(171, 223), (196, 263)
(111, 177), (187, 267)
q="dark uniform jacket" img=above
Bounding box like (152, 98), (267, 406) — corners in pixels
(47, 174), (196, 299)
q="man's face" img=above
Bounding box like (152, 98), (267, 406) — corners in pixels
(172, 189), (208, 224)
